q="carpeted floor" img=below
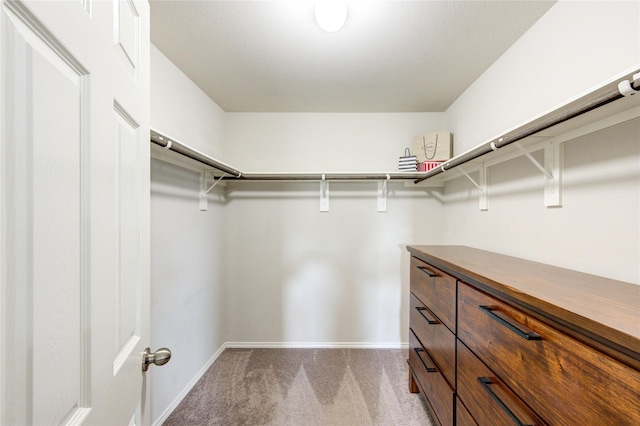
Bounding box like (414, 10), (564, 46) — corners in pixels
(163, 348), (434, 425)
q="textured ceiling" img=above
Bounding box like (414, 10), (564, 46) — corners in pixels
(150, 1), (555, 113)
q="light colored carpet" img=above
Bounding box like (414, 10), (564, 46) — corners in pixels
(163, 348), (434, 426)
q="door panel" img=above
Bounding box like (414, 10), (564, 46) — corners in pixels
(31, 47), (83, 425)
(2, 5), (89, 424)
(1, 0), (150, 424)
(115, 0), (140, 77)
(114, 102), (141, 371)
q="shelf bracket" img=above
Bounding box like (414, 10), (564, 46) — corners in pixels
(377, 175), (390, 212)
(458, 167), (483, 192)
(514, 142), (554, 180)
(200, 172), (208, 211)
(544, 139), (562, 207)
(200, 171), (227, 211)
(479, 163), (488, 211)
(320, 175), (329, 212)
(457, 166), (487, 211)
(512, 140), (562, 207)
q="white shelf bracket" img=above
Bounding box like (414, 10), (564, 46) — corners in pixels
(200, 171), (228, 211)
(544, 139), (562, 207)
(199, 172), (208, 211)
(479, 163), (488, 211)
(457, 166), (487, 210)
(458, 167), (483, 192)
(320, 175), (329, 212)
(514, 142), (554, 180)
(377, 174), (390, 212)
(206, 172), (227, 194)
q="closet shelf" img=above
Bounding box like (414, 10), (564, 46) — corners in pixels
(150, 129), (430, 183)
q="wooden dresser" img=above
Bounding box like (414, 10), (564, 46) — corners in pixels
(406, 245), (640, 425)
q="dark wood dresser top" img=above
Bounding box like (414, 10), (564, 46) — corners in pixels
(407, 245), (640, 368)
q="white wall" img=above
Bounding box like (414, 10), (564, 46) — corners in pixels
(224, 112), (446, 171)
(149, 45), (229, 424)
(223, 181), (442, 345)
(447, 0), (640, 153)
(149, 46), (227, 155)
(223, 113), (447, 344)
(442, 0), (640, 283)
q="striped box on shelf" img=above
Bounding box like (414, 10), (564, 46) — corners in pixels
(418, 161), (444, 172)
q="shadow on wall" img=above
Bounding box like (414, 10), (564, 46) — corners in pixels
(151, 158), (227, 205)
(443, 118), (640, 205)
(440, 118), (639, 283)
(223, 180), (445, 346)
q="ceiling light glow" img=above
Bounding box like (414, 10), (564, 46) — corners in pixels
(315, 0), (348, 33)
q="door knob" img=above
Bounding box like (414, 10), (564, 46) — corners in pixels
(142, 347), (171, 372)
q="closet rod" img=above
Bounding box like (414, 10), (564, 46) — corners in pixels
(150, 129), (242, 177)
(414, 73), (640, 184)
(232, 172), (428, 181)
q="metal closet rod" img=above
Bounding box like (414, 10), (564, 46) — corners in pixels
(151, 130), (242, 177)
(413, 74), (640, 184)
(230, 172), (428, 181)
(150, 130), (427, 181)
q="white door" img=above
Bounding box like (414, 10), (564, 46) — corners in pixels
(1, 0), (152, 424)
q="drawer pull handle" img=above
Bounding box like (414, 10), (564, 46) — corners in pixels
(416, 266), (438, 278)
(478, 377), (533, 426)
(416, 306), (439, 325)
(479, 305), (542, 341)
(414, 348), (437, 373)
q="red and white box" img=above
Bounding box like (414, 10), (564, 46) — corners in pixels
(418, 161), (443, 172)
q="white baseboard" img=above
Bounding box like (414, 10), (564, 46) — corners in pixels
(152, 341), (408, 425)
(152, 343), (228, 426)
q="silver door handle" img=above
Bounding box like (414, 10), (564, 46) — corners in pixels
(142, 347), (171, 372)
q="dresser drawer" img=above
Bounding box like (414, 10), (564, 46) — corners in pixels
(410, 256), (456, 331)
(458, 282), (640, 425)
(457, 340), (543, 426)
(408, 329), (454, 426)
(455, 397), (477, 426)
(410, 293), (455, 386)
